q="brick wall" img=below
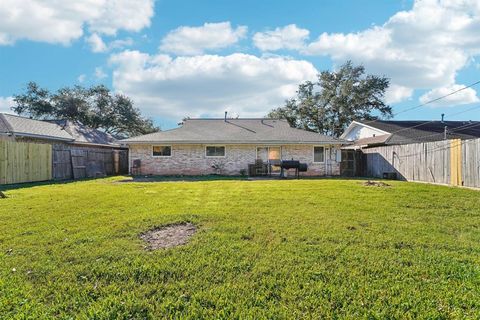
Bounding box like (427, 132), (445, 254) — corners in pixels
(129, 144), (341, 176)
(282, 145), (341, 176)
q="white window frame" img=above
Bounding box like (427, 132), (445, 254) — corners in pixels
(313, 145), (326, 163)
(152, 145), (172, 157)
(205, 145), (226, 158)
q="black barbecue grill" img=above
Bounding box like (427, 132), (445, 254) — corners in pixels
(280, 160), (308, 178)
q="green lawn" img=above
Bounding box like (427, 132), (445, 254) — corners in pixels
(1, 177), (479, 319)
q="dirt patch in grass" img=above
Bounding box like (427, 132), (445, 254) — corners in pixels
(362, 180), (391, 187)
(0, 191), (7, 199)
(140, 223), (197, 250)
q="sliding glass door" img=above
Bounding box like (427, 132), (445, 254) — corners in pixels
(256, 146), (282, 174)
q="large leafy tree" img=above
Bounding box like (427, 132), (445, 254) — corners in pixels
(268, 61), (392, 137)
(12, 82), (158, 138)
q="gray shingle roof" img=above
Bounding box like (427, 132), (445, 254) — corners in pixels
(350, 134), (391, 148)
(49, 120), (118, 146)
(0, 114), (11, 133)
(122, 118), (344, 144)
(0, 113), (73, 141)
(0, 113), (119, 147)
(366, 120), (480, 145)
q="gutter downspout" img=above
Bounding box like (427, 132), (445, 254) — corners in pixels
(124, 144), (131, 175)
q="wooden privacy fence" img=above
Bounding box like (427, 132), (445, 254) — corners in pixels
(53, 147), (128, 180)
(0, 140), (52, 184)
(361, 138), (480, 188)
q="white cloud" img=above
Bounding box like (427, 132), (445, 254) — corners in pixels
(385, 85), (414, 104)
(86, 33), (107, 52)
(85, 33), (133, 52)
(109, 37), (134, 50)
(94, 67), (108, 80)
(109, 51), (318, 120)
(305, 0), (480, 104)
(0, 97), (14, 114)
(86, 34), (133, 53)
(77, 74), (87, 83)
(0, 0), (154, 45)
(159, 22), (247, 55)
(253, 24), (309, 51)
(419, 84), (479, 107)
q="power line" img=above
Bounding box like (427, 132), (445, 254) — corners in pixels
(380, 121), (480, 158)
(381, 104), (480, 138)
(390, 105), (480, 141)
(394, 139), (465, 159)
(352, 104), (480, 147)
(353, 81), (480, 159)
(391, 120), (480, 146)
(392, 80), (480, 117)
(371, 135), (465, 159)
(395, 104), (480, 135)
(355, 80), (480, 130)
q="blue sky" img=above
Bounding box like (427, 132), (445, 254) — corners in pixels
(1, 0), (479, 129)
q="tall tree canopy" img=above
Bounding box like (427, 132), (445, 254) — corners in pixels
(12, 82), (159, 138)
(268, 61), (392, 137)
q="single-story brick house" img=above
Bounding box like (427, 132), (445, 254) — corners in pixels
(121, 118), (346, 176)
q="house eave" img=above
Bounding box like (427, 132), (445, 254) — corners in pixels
(11, 132), (74, 142)
(68, 141), (125, 148)
(121, 140), (348, 146)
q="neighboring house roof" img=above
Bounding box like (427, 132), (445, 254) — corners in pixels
(0, 113), (119, 147)
(0, 113), (73, 141)
(122, 118), (345, 145)
(342, 134), (391, 149)
(0, 113), (12, 133)
(49, 120), (118, 146)
(342, 120), (480, 147)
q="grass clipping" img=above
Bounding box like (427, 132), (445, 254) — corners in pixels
(363, 180), (391, 187)
(141, 223), (197, 250)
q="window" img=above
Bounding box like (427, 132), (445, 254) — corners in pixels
(206, 146), (225, 157)
(313, 146), (325, 163)
(152, 145), (171, 157)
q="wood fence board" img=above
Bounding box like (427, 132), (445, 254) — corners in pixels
(71, 149), (87, 179)
(362, 140), (451, 184)
(462, 139), (480, 188)
(53, 149), (73, 180)
(0, 140), (52, 184)
(2, 141), (126, 185)
(0, 141), (6, 184)
(53, 147), (126, 181)
(361, 138), (479, 188)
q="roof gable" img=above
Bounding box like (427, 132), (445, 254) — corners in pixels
(340, 121), (390, 141)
